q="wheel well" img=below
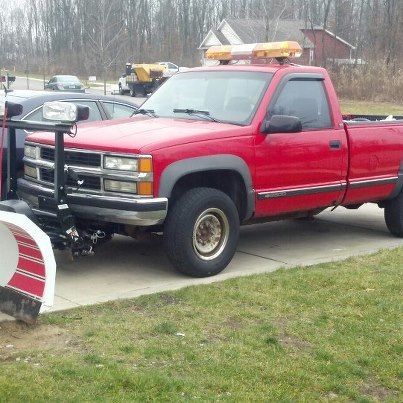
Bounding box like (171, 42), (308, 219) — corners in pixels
(169, 170), (248, 220)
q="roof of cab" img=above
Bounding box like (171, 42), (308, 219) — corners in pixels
(183, 63), (326, 75)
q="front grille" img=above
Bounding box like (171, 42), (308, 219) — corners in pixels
(41, 147), (101, 167)
(40, 168), (101, 191)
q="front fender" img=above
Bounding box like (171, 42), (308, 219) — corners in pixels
(158, 154), (255, 220)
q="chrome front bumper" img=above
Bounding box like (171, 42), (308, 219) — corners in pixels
(18, 179), (168, 226)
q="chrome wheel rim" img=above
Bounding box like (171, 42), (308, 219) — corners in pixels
(192, 208), (229, 261)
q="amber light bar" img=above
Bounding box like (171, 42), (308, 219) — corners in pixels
(205, 41), (302, 62)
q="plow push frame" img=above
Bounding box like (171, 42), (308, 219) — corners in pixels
(0, 100), (89, 323)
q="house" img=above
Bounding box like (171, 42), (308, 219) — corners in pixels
(199, 19), (355, 66)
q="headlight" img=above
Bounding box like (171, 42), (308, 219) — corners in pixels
(104, 156), (138, 171)
(24, 165), (37, 179)
(24, 145), (37, 159)
(104, 179), (137, 194)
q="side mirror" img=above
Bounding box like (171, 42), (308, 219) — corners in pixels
(261, 115), (302, 134)
(0, 101), (23, 118)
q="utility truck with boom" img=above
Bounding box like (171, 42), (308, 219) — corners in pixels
(0, 41), (402, 317)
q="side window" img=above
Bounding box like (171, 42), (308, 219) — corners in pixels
(70, 101), (102, 122)
(102, 102), (136, 119)
(269, 79), (332, 129)
(24, 107), (45, 122)
(167, 63), (177, 70)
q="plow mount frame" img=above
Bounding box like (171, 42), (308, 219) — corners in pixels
(0, 101), (89, 323)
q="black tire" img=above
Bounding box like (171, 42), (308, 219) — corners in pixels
(118, 84), (124, 95)
(163, 187), (240, 277)
(129, 87), (135, 97)
(384, 190), (403, 237)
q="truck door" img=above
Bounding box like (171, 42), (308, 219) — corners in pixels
(254, 74), (346, 217)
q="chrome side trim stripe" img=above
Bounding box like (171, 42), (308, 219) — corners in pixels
(257, 176), (398, 200)
(257, 183), (346, 200)
(349, 177), (398, 189)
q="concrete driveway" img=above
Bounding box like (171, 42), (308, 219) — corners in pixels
(41, 204), (402, 312)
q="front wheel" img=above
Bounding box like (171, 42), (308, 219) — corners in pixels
(129, 87), (135, 97)
(384, 190), (403, 237)
(118, 84), (124, 95)
(163, 187), (240, 277)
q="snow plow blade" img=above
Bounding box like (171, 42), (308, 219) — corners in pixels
(0, 210), (56, 324)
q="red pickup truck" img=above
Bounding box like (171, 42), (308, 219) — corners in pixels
(15, 48), (403, 278)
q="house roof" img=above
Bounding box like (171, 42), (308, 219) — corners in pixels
(223, 18), (266, 43)
(212, 29), (230, 45)
(199, 29), (230, 49)
(268, 19), (315, 48)
(220, 18), (315, 49)
(301, 28), (356, 49)
(200, 18), (358, 52)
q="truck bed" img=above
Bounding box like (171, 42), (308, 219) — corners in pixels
(343, 114), (403, 122)
(342, 119), (403, 205)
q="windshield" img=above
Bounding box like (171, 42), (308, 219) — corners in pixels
(58, 76), (80, 83)
(141, 70), (272, 125)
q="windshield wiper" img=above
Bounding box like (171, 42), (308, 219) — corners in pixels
(173, 108), (222, 123)
(132, 108), (157, 118)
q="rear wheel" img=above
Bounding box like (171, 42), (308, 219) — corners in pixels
(384, 190), (403, 237)
(129, 87), (135, 97)
(163, 187), (240, 277)
(118, 84), (124, 95)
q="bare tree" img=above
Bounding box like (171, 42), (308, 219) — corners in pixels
(0, 0), (401, 82)
(84, 0), (127, 94)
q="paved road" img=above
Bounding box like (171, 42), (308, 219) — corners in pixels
(8, 76), (146, 105)
(2, 203), (399, 321)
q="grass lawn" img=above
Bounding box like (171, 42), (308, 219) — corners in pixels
(0, 248), (402, 401)
(340, 99), (403, 115)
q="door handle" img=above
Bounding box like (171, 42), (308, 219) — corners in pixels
(329, 140), (341, 149)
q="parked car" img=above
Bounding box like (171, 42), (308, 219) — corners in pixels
(1, 90), (138, 195)
(156, 62), (189, 77)
(44, 75), (85, 92)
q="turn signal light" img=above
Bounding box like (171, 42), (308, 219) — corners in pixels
(137, 181), (153, 196)
(138, 158), (152, 173)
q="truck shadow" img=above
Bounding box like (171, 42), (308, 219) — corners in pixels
(54, 211), (392, 276)
(49, 208), (402, 309)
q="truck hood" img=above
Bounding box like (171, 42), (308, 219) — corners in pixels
(27, 116), (249, 153)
